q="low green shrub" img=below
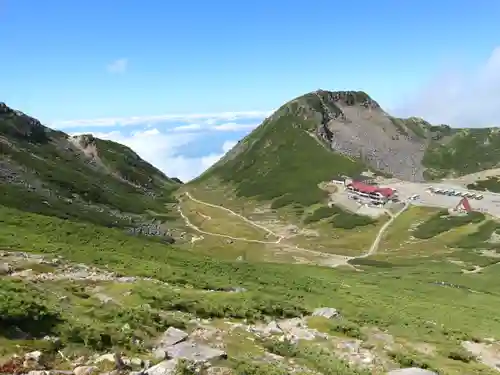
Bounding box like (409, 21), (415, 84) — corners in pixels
(304, 205), (341, 224)
(330, 211), (376, 229)
(387, 351), (438, 373)
(261, 339), (299, 357)
(413, 210), (485, 239)
(0, 280), (62, 338)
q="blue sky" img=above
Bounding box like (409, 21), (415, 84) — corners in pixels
(2, 0), (500, 181)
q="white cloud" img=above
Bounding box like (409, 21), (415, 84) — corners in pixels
(168, 122), (259, 133)
(395, 46), (500, 127)
(51, 110), (272, 129)
(107, 58), (128, 74)
(77, 128), (237, 182)
(171, 123), (203, 132)
(211, 122), (259, 132)
(222, 140), (237, 153)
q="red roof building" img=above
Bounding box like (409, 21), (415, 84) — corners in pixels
(347, 181), (395, 199)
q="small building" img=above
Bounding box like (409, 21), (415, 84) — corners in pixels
(455, 197), (472, 213)
(346, 181), (396, 203)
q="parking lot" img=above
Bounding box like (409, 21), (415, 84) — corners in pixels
(381, 180), (500, 217)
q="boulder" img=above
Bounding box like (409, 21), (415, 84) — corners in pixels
(73, 366), (98, 375)
(24, 351), (43, 363)
(264, 321), (283, 335)
(165, 341), (227, 364)
(386, 368), (438, 375)
(153, 327), (189, 360)
(94, 353), (115, 363)
(156, 327), (188, 348)
(312, 307), (339, 319)
(0, 262), (11, 275)
(145, 359), (179, 375)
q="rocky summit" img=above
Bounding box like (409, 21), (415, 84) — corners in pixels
(2, 97), (500, 375)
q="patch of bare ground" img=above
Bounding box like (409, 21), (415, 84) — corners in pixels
(446, 168), (500, 187)
(328, 188), (387, 219)
(481, 249), (500, 258)
(462, 340), (500, 372)
(408, 342), (436, 356)
(487, 232), (500, 244)
(462, 265), (484, 274)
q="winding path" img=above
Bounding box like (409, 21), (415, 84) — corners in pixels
(178, 192), (409, 265)
(185, 192), (281, 238)
(177, 203), (283, 245)
(353, 202), (410, 260)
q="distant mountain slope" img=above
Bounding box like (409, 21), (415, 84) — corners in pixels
(192, 89), (500, 208)
(423, 128), (500, 179)
(0, 102), (180, 228)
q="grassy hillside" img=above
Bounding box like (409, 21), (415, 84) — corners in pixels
(423, 128), (500, 179)
(193, 113), (369, 209)
(0, 103), (180, 228)
(1, 205), (500, 373)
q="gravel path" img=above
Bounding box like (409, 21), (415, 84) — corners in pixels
(179, 193), (409, 267)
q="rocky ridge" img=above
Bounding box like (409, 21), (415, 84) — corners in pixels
(274, 90), (430, 181)
(0, 101), (180, 237)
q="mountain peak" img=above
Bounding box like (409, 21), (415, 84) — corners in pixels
(0, 101), (51, 144)
(313, 89), (380, 109)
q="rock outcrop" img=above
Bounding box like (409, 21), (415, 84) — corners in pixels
(287, 90), (430, 181)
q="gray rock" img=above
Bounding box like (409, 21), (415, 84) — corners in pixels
(145, 359), (179, 375)
(228, 287), (247, 293)
(165, 341), (227, 363)
(264, 321), (283, 335)
(312, 307), (339, 319)
(94, 353), (115, 363)
(0, 262), (11, 275)
(386, 369), (438, 375)
(156, 327), (188, 348)
(11, 269), (33, 278)
(24, 350), (43, 363)
(27, 371), (51, 375)
(152, 348), (167, 361)
(73, 366), (98, 375)
(94, 293), (114, 304)
(130, 357), (143, 367)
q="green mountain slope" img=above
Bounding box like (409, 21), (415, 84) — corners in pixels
(193, 92), (380, 209)
(192, 90), (500, 209)
(423, 128), (500, 179)
(0, 102), (180, 228)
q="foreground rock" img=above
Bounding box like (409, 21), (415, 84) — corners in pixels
(145, 359), (179, 375)
(165, 341), (227, 364)
(153, 327), (189, 360)
(387, 368), (438, 375)
(157, 327), (189, 348)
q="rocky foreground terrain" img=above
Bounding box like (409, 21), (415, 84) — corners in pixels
(0, 250), (460, 375)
